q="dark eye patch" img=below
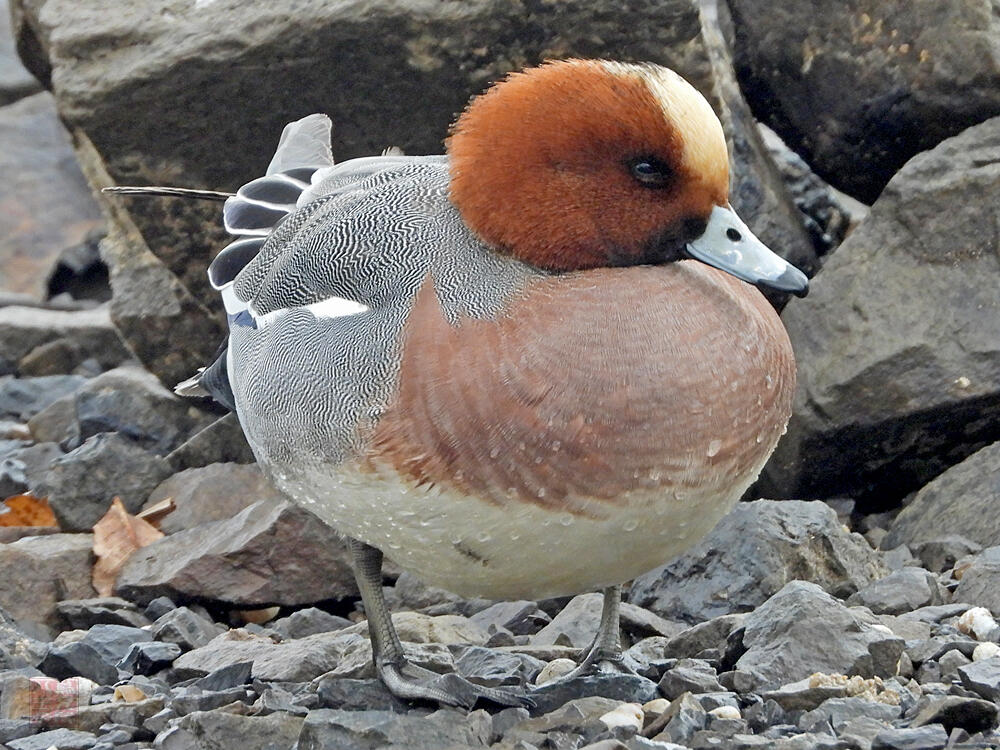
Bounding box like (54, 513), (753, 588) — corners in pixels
(627, 156), (674, 188)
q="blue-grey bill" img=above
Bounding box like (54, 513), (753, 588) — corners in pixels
(685, 205), (809, 297)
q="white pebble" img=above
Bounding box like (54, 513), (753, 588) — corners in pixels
(642, 697), (671, 716)
(958, 607), (998, 641)
(708, 705), (742, 720)
(599, 702), (644, 731)
(535, 658), (576, 685)
(973, 642), (1000, 661)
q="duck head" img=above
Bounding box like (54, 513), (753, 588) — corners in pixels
(447, 59), (808, 297)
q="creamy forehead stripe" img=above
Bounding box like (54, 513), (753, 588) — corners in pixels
(599, 61), (728, 186)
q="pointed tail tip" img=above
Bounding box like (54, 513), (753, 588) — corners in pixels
(174, 371), (210, 398)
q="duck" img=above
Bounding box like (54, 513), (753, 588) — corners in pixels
(173, 58), (807, 708)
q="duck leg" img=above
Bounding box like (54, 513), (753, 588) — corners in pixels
(546, 585), (642, 682)
(349, 538), (533, 708)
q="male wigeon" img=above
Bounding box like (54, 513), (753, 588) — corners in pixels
(171, 59), (807, 707)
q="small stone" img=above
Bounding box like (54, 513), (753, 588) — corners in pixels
(599, 702), (643, 732)
(650, 693), (707, 745)
(270, 608), (352, 640)
(882, 546), (921, 571)
(846, 568), (948, 615)
(7, 727), (98, 750)
(898, 603), (972, 624)
(314, 677), (409, 713)
(871, 725), (950, 750)
(117, 642), (181, 675)
(170, 686), (248, 715)
(957, 658), (1000, 702)
(40, 642), (119, 685)
(470, 601), (552, 636)
(763, 677), (846, 712)
(191, 661), (253, 692)
(175, 708), (304, 747)
(531, 593), (607, 648)
(143, 597), (176, 621)
(957, 607), (998, 641)
(973, 643), (1000, 661)
(659, 660), (724, 699)
(149, 607), (222, 651)
(56, 598), (150, 631)
(799, 697), (901, 733)
(535, 658), (577, 686)
(938, 648), (972, 678)
(663, 614), (746, 660)
(708, 705), (741, 721)
(530, 673), (660, 715)
(297, 706), (493, 748)
(911, 537), (982, 574)
(955, 547), (1000, 613)
(912, 696), (998, 734)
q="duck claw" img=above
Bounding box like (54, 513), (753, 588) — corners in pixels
(379, 661), (535, 709)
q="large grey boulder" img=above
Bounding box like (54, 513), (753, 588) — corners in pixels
(727, 0), (1000, 202)
(0, 92), (102, 301)
(628, 500), (886, 623)
(0, 534), (96, 636)
(763, 117), (1000, 507)
(116, 500), (358, 606)
(736, 581), (905, 691)
(885, 441), (1000, 549)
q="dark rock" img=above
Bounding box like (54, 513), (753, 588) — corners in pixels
(846, 568), (949, 615)
(169, 686), (248, 715)
(663, 614), (746, 660)
(650, 693), (707, 745)
(27, 397), (80, 447)
(937, 648), (971, 678)
(297, 707), (492, 749)
(117, 500), (357, 607)
(898, 603), (973, 624)
(0, 306), (126, 379)
(191, 661), (252, 692)
(143, 597), (175, 621)
(0, 442), (61, 502)
(886, 442), (1000, 550)
(912, 696), (998, 734)
(799, 697), (901, 733)
(75, 624), (152, 668)
(910, 537), (983, 574)
(149, 607), (223, 651)
(906, 636), (979, 665)
(0, 607), (45, 670)
(954, 546), (1000, 613)
(141, 463), (285, 535)
(735, 581), (905, 691)
(0, 534), (95, 636)
(40, 642), (119, 684)
(117, 641), (181, 675)
(165, 414), (256, 471)
(529, 673), (660, 715)
(659, 660), (724, 700)
(0, 92), (102, 302)
(454, 645), (545, 687)
(173, 710), (303, 749)
(763, 118), (1000, 508)
(0, 718), (40, 744)
(727, 0), (1000, 203)
(271, 608), (352, 640)
(532, 593), (612, 648)
(630, 501), (885, 623)
(957, 657), (1000, 702)
(763, 678), (850, 713)
(470, 601), (552, 637)
(55, 598), (150, 630)
(73, 367), (216, 455)
(34, 432), (173, 532)
(0, 0), (40, 105)
(7, 727), (98, 750)
(757, 124), (861, 257)
(0, 375), (85, 421)
(315, 677), (410, 713)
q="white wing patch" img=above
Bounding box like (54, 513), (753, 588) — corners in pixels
(252, 295), (370, 328)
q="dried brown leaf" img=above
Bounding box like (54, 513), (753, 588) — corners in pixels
(0, 494), (58, 527)
(92, 497), (163, 597)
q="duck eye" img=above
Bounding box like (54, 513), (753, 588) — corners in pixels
(726, 228), (742, 242)
(628, 157), (673, 188)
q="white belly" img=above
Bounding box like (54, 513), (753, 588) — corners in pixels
(266, 460), (757, 600)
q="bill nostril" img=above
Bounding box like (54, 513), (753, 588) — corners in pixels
(726, 228), (742, 242)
